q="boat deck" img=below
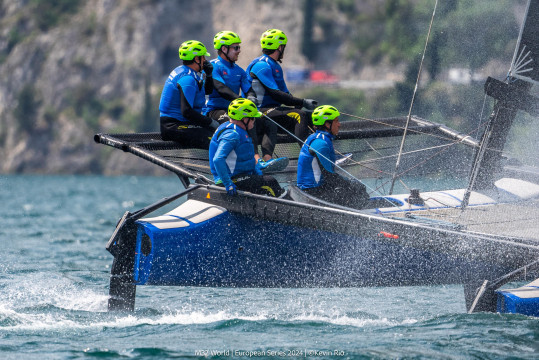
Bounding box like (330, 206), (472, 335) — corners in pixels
(386, 200), (539, 243)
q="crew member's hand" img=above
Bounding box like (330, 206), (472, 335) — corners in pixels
(208, 119), (220, 131)
(203, 60), (213, 75)
(255, 160), (263, 175)
(226, 183), (237, 196)
(302, 98), (318, 110)
(247, 95), (257, 105)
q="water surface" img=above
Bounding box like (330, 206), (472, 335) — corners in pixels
(1, 175), (537, 359)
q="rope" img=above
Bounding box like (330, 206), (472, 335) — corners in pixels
(323, 117), (488, 195)
(368, 140), (459, 195)
(475, 92), (490, 139)
(261, 113), (399, 208)
(461, 105), (502, 211)
(339, 111), (538, 164)
(341, 112), (474, 144)
(292, 107), (519, 198)
(389, 0), (439, 195)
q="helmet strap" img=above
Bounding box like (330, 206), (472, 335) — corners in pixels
(221, 46), (235, 64)
(194, 57), (203, 72)
(275, 50), (283, 63)
(276, 45), (285, 63)
(241, 118), (252, 129)
(325, 121), (333, 133)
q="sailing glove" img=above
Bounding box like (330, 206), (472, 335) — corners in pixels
(247, 95), (258, 105)
(226, 183), (237, 196)
(302, 98), (318, 110)
(203, 60), (213, 75)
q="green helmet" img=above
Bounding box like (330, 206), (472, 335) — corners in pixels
(228, 98), (262, 121)
(312, 105), (340, 126)
(178, 40), (210, 60)
(214, 31), (241, 50)
(260, 29), (287, 50)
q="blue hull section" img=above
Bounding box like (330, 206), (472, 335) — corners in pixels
(497, 282), (539, 317)
(133, 201), (506, 287)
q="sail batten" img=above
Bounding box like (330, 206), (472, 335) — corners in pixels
(509, 0), (539, 84)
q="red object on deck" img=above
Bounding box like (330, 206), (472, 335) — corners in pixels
(379, 231), (399, 239)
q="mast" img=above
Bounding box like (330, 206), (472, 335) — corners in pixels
(462, 0), (538, 208)
(462, 1), (538, 313)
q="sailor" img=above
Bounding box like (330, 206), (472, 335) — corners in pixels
(246, 28), (318, 167)
(203, 31), (256, 123)
(209, 98), (285, 197)
(297, 105), (370, 208)
(203, 31), (280, 168)
(159, 40), (219, 149)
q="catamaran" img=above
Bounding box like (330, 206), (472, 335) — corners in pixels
(95, 0), (539, 315)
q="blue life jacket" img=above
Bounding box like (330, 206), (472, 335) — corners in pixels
(159, 65), (206, 121)
(209, 122), (256, 187)
(297, 130), (336, 189)
(203, 56), (251, 114)
(246, 55), (290, 108)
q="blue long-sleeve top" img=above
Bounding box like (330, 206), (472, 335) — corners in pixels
(209, 122), (261, 188)
(203, 55), (252, 113)
(297, 130), (336, 189)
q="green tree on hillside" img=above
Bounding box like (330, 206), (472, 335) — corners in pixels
(31, 0), (83, 31)
(438, 0), (519, 71)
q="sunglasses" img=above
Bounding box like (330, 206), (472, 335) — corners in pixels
(229, 45), (241, 51)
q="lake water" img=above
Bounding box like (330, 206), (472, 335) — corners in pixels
(1, 175), (537, 359)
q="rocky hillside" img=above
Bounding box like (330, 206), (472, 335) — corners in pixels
(0, 0), (525, 174)
(0, 0), (319, 174)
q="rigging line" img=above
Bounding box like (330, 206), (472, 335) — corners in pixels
(331, 140), (464, 185)
(261, 113), (398, 208)
(475, 91), (491, 139)
(363, 112), (537, 195)
(261, 114), (369, 186)
(342, 106), (494, 179)
(334, 118), (484, 168)
(336, 154), (387, 175)
(335, 138), (390, 169)
(392, 141), (454, 180)
(399, 178), (411, 191)
(368, 139), (460, 195)
(340, 112), (475, 146)
(375, 176), (387, 194)
(339, 142), (455, 179)
(346, 141), (459, 187)
(334, 113), (489, 174)
(461, 106), (503, 211)
(354, 139), (394, 175)
(363, 138), (385, 157)
(331, 138), (388, 175)
(389, 0), (439, 195)
(347, 102), (538, 181)
(358, 142), (453, 164)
